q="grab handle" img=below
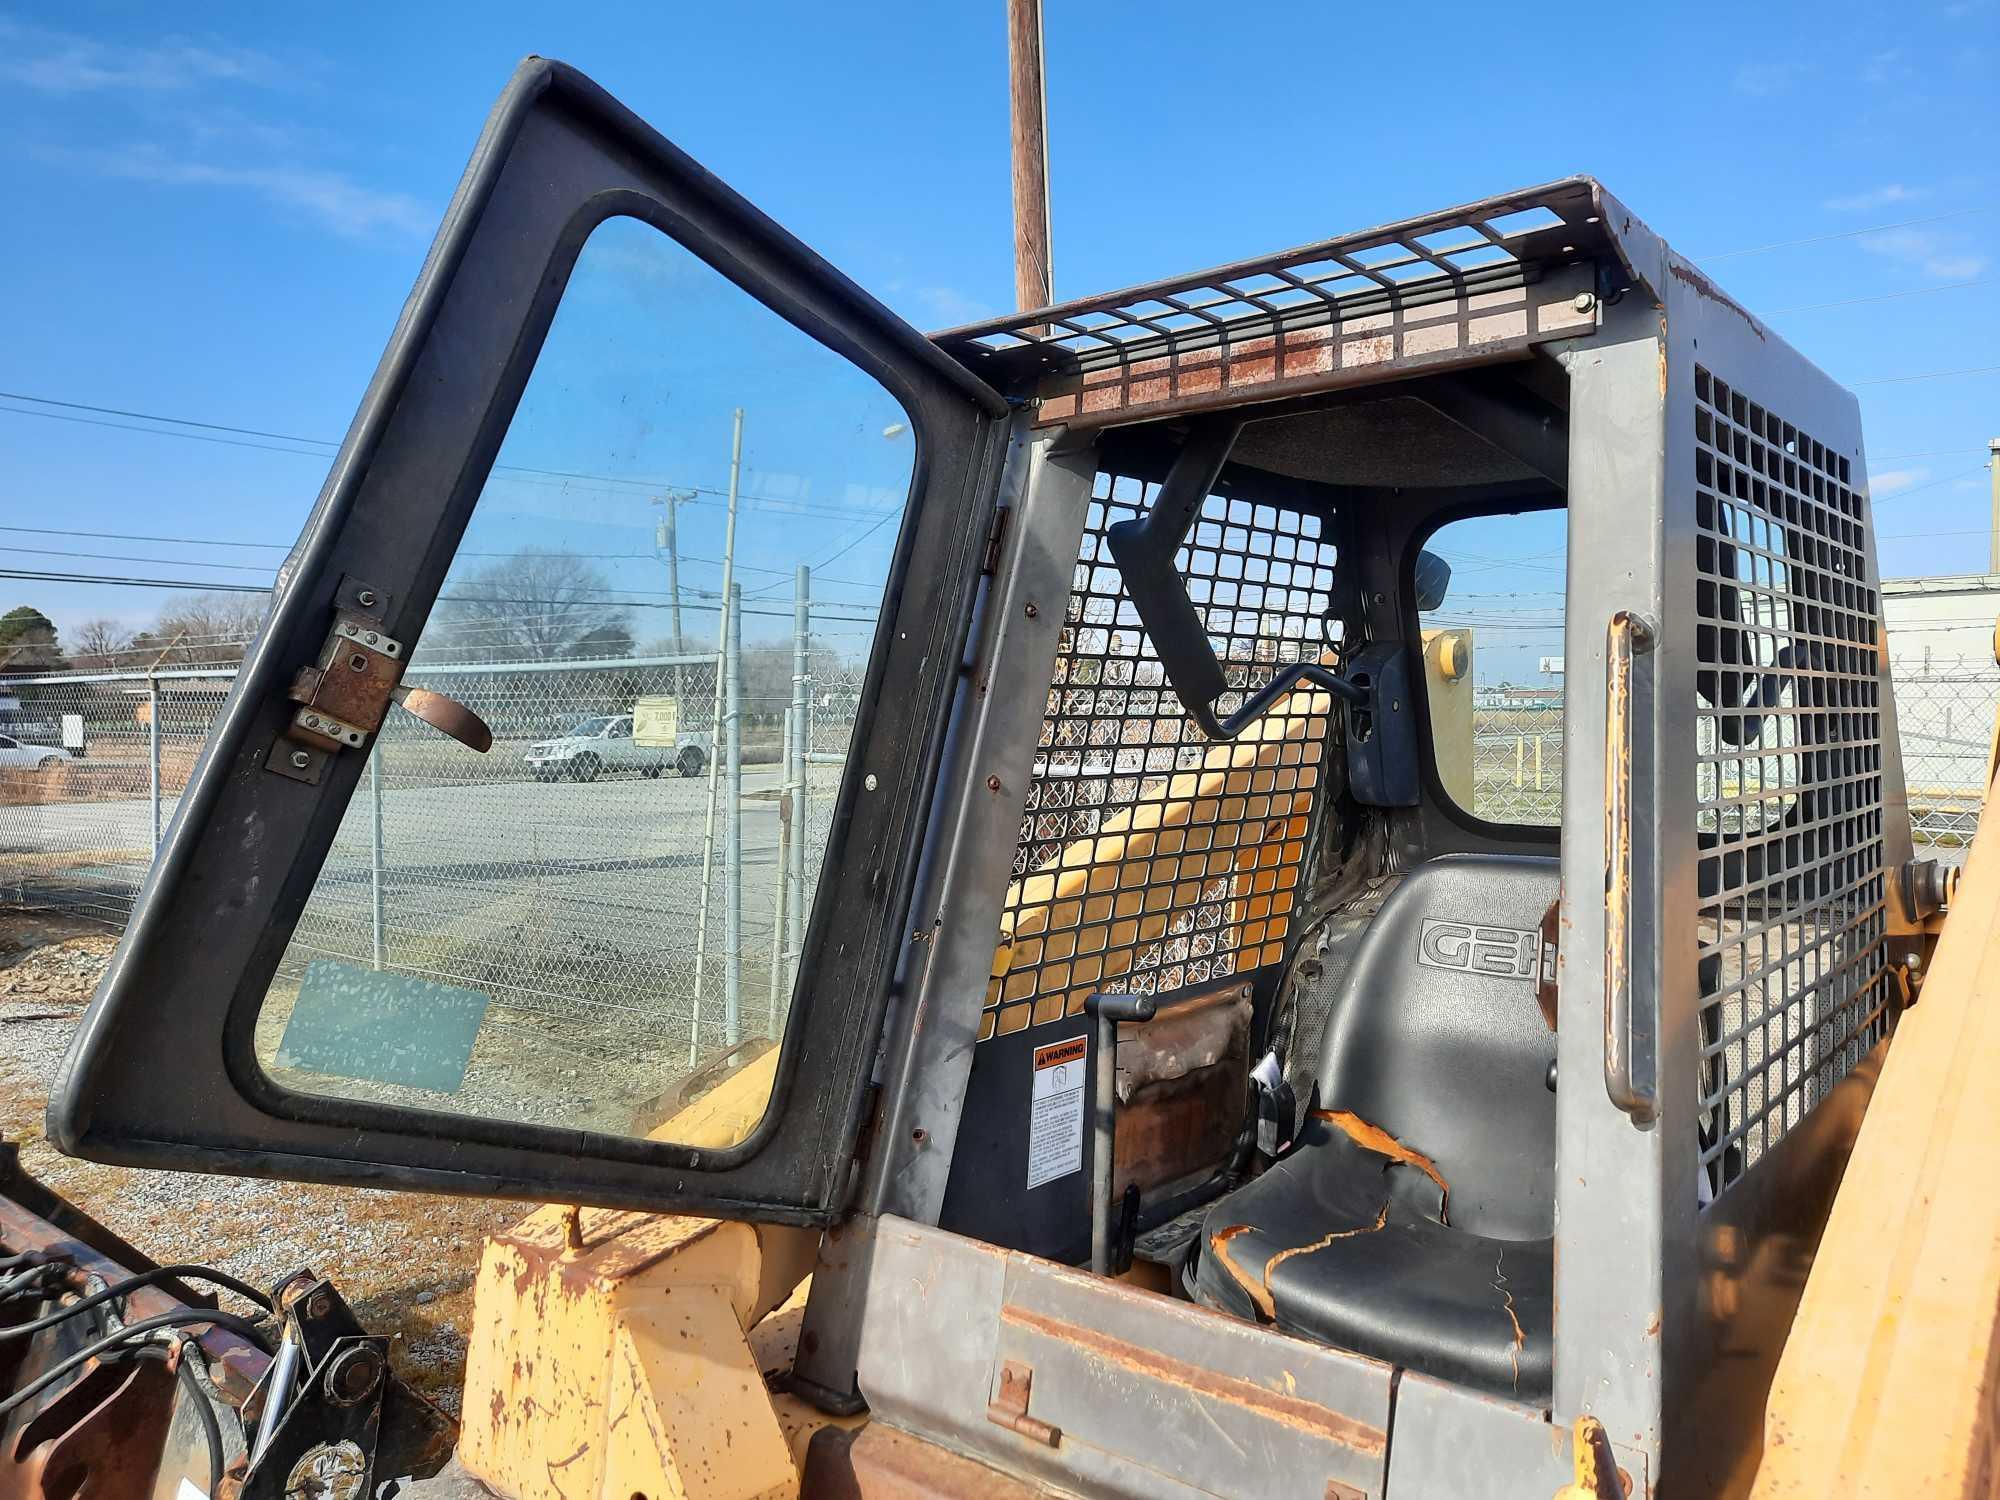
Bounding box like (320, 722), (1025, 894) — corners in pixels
(1604, 610), (1658, 1122)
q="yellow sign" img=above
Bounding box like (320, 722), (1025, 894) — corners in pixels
(632, 695), (681, 747)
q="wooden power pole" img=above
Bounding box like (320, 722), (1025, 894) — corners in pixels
(1008, 0), (1052, 313)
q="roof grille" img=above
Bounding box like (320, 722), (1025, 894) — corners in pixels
(937, 178), (1617, 427)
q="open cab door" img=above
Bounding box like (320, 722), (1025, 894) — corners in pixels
(49, 59), (1010, 1220)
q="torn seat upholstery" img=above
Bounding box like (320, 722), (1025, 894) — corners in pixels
(1191, 855), (1560, 1402)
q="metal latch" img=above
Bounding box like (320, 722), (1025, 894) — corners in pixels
(267, 579), (492, 784)
(985, 1358), (1060, 1447)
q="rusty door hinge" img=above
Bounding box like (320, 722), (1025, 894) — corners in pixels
(984, 1359), (1060, 1447)
(267, 579), (493, 784)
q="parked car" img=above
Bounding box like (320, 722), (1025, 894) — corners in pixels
(523, 714), (710, 783)
(0, 733), (66, 772)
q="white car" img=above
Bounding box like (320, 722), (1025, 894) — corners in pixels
(523, 714), (710, 783)
(0, 733), (67, 772)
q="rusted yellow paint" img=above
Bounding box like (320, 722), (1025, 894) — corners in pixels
(461, 1011), (833, 1497)
(656, 1043), (783, 1150)
(459, 1206), (819, 1500)
(1750, 725), (2000, 1498)
(1553, 1415), (1626, 1499)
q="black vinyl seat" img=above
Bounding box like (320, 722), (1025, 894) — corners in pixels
(1192, 854), (1560, 1402)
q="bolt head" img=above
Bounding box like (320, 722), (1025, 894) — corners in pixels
(355, 589), (377, 608)
(289, 750), (311, 770)
(306, 1290), (332, 1320)
(1024, 602), (1038, 618)
(1573, 291), (1597, 314)
(864, 773), (879, 791)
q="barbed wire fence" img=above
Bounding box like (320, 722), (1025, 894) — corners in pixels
(4, 651), (1993, 1055)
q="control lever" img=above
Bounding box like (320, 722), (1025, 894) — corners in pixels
(1105, 418), (1365, 739)
(1084, 992), (1156, 1276)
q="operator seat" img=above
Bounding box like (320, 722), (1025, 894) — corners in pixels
(1191, 854), (1559, 1402)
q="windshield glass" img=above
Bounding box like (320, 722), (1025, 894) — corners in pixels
(570, 716), (614, 736)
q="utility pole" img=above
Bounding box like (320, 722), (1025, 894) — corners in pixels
(1007, 0), (1052, 313)
(1989, 437), (1999, 575)
(690, 410), (745, 1065)
(653, 486), (695, 694)
(787, 565), (811, 989)
(724, 579), (744, 1048)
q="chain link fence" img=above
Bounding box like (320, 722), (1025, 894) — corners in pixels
(4, 651), (1993, 1028)
(1894, 660), (1998, 866)
(2, 639), (862, 1070)
(1465, 708), (1566, 827)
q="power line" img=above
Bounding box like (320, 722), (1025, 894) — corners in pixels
(1872, 447), (1993, 461)
(0, 568), (268, 594)
(0, 526), (887, 591)
(0, 389), (905, 523)
(0, 389), (329, 446)
(1696, 205), (1996, 262)
(0, 403), (330, 459)
(0, 524), (286, 551)
(0, 544), (278, 573)
(1851, 365), (2000, 387)
(1872, 464), (1992, 503)
(0, 565), (883, 624)
(1768, 275), (1998, 316)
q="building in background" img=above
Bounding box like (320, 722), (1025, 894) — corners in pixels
(1884, 572), (2000, 865)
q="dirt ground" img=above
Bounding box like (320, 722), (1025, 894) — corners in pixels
(0, 909), (529, 1415)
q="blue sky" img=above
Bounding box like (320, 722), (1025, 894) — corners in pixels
(2, 1), (1995, 665)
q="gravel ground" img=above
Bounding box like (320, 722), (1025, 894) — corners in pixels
(0, 910), (529, 1415)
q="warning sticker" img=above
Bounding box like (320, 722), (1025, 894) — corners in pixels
(1026, 1035), (1088, 1190)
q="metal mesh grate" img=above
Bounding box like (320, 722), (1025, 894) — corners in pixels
(980, 471), (1338, 1041)
(935, 181), (1605, 427)
(1692, 365), (1889, 1200)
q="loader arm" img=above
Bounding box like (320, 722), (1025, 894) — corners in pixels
(1751, 717), (1996, 1497)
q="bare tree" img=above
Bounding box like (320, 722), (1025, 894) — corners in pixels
(69, 617), (133, 668)
(148, 594), (273, 666)
(428, 550), (635, 663)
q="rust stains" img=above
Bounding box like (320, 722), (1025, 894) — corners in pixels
(1262, 1202), (1390, 1312)
(1493, 1250), (1526, 1391)
(998, 1303), (1388, 1458)
(543, 1441), (588, 1500)
(1668, 259), (1767, 342)
(1209, 1223), (1273, 1319)
(1314, 1109), (1451, 1221)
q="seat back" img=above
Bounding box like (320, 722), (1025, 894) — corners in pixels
(1314, 854), (1558, 1241)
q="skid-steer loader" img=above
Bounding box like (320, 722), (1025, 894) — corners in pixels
(4, 57), (1986, 1500)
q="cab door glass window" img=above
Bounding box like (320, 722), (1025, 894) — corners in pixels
(1416, 509), (1568, 827)
(252, 214), (915, 1148)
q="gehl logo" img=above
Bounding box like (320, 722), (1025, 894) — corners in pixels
(1417, 918), (1540, 980)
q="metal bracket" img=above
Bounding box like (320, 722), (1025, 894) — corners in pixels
(237, 1275), (455, 1500)
(984, 1358), (1061, 1447)
(266, 578), (491, 784)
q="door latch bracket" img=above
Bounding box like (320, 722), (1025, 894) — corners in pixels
(266, 580), (491, 785)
